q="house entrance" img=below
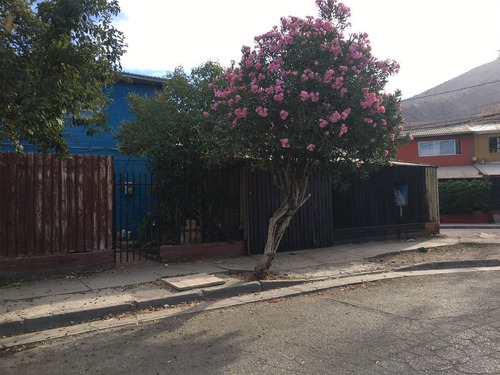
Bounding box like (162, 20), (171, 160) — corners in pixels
(115, 173), (160, 262)
(114, 165), (245, 262)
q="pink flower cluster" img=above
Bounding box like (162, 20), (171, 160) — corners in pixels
(338, 124), (348, 137)
(330, 111), (341, 123)
(255, 106), (268, 117)
(361, 92), (378, 109)
(235, 108), (247, 119)
(280, 138), (290, 148)
(205, 0), (402, 163)
(341, 108), (351, 119)
(328, 108), (350, 124)
(300, 91), (320, 102)
(324, 69), (335, 83)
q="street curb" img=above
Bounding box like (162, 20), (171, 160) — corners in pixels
(0, 281), (275, 337)
(1, 303), (138, 337)
(259, 279), (310, 291)
(2, 265), (500, 351)
(136, 291), (204, 310)
(1, 260), (499, 338)
(24, 303), (137, 333)
(202, 281), (262, 299)
(395, 259), (500, 271)
(1, 319), (24, 338)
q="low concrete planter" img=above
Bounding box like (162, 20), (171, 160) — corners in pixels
(159, 241), (246, 262)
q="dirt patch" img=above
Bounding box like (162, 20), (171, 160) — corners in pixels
(367, 242), (500, 270)
(225, 242), (500, 282)
(229, 270), (296, 282)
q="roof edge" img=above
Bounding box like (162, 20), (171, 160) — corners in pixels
(405, 123), (500, 138)
(120, 72), (165, 86)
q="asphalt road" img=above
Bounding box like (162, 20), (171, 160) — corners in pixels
(2, 270), (499, 375)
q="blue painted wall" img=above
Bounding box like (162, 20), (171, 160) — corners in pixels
(65, 77), (162, 176)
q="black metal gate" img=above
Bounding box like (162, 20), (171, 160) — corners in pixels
(115, 173), (160, 262)
(114, 165), (245, 262)
(157, 165), (244, 246)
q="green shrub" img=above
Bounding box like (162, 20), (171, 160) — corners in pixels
(439, 179), (492, 214)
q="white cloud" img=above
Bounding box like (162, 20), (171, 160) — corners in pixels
(116, 0), (500, 98)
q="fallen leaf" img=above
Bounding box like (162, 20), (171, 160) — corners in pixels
(342, 284), (366, 291)
(269, 298), (285, 303)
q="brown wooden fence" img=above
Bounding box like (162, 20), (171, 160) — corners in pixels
(0, 153), (114, 259)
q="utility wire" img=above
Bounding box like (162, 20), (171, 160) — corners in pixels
(403, 79), (500, 102)
(404, 101), (498, 121)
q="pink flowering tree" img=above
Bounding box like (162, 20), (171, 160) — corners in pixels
(206, 0), (409, 278)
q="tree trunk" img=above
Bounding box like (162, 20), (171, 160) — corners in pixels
(253, 167), (312, 279)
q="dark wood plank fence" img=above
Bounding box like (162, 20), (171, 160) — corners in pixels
(0, 153), (114, 259)
(248, 163), (438, 253)
(248, 167), (335, 253)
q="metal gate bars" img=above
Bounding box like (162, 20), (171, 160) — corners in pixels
(115, 173), (160, 262)
(114, 165), (245, 262)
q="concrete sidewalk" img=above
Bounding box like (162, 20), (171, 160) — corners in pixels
(1, 229), (499, 338)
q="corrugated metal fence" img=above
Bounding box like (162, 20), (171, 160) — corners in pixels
(0, 153), (114, 258)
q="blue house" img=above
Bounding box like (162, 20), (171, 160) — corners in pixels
(65, 72), (164, 176)
(1, 72), (165, 237)
(73, 73), (164, 238)
(1, 72), (163, 170)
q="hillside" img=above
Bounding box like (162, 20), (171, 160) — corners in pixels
(401, 58), (500, 130)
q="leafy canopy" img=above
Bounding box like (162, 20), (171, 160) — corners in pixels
(206, 0), (408, 179)
(116, 61), (224, 172)
(0, 0), (125, 154)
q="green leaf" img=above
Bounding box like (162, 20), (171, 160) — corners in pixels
(0, 0), (126, 155)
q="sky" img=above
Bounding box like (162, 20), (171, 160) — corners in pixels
(114, 0), (500, 99)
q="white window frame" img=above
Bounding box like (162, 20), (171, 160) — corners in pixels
(418, 139), (461, 157)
